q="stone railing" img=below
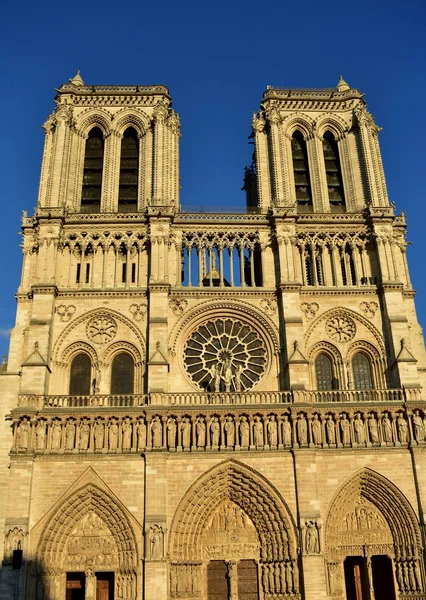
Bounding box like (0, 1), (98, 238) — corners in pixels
(16, 388), (422, 410)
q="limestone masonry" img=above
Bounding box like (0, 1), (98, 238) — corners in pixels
(0, 72), (425, 600)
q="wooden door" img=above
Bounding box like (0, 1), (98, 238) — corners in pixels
(207, 561), (229, 600)
(66, 573), (85, 600)
(238, 560), (259, 600)
(96, 572), (114, 600)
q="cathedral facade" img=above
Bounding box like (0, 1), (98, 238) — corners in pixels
(0, 73), (425, 600)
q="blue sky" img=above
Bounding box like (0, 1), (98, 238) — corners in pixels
(1, 0), (425, 359)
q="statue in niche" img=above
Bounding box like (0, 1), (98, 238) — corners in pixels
(152, 416), (162, 448)
(136, 418), (146, 450)
(224, 416), (235, 447)
(94, 419), (104, 449)
(412, 410), (425, 443)
(326, 414), (336, 444)
(79, 418), (90, 449)
(397, 413), (408, 443)
(109, 418), (118, 451)
(285, 561), (293, 593)
(311, 414), (322, 446)
(196, 417), (206, 447)
(181, 417), (191, 449)
(353, 413), (365, 444)
(282, 414), (292, 446)
(382, 412), (393, 443)
(167, 418), (177, 448)
(122, 417), (132, 450)
(368, 413), (379, 443)
(340, 414), (350, 445)
(274, 562), (281, 594)
(235, 364), (243, 392)
(65, 420), (76, 450)
(51, 420), (62, 450)
(223, 358), (233, 392)
(17, 418), (30, 450)
(94, 367), (101, 394)
(268, 564), (275, 593)
(267, 415), (278, 446)
(262, 566), (269, 594)
(210, 363), (221, 393)
(86, 568), (96, 598)
(305, 521), (320, 554)
(149, 525), (163, 559)
(253, 415), (264, 446)
(210, 416), (220, 446)
(4, 527), (24, 561)
(36, 420), (46, 450)
(240, 415), (249, 447)
(297, 414), (307, 445)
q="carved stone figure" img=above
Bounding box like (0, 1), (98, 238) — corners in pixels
(305, 521), (319, 554)
(253, 416), (264, 446)
(223, 358), (233, 392)
(397, 413), (408, 443)
(340, 414), (350, 445)
(326, 414), (336, 444)
(368, 413), (379, 443)
(79, 418), (90, 450)
(267, 415), (278, 446)
(136, 418), (146, 450)
(51, 420), (62, 450)
(152, 416), (162, 448)
(353, 412), (365, 444)
(122, 417), (132, 450)
(196, 417), (206, 447)
(4, 527), (24, 561)
(168, 418), (177, 448)
(413, 410), (425, 443)
(311, 414), (322, 446)
(17, 418), (30, 450)
(109, 419), (118, 451)
(65, 420), (76, 450)
(382, 412), (393, 443)
(285, 561), (293, 593)
(210, 363), (221, 393)
(149, 526), (163, 559)
(210, 417), (220, 446)
(240, 416), (249, 447)
(297, 414), (307, 445)
(234, 364), (243, 392)
(36, 420), (46, 450)
(282, 415), (292, 446)
(224, 416), (235, 447)
(94, 420), (104, 450)
(181, 417), (191, 449)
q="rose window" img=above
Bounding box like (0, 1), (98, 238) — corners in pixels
(184, 318), (267, 392)
(86, 316), (117, 344)
(325, 315), (356, 343)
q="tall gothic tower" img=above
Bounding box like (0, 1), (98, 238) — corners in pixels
(0, 74), (425, 600)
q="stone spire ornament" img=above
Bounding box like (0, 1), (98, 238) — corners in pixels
(336, 74), (350, 92)
(69, 70), (84, 86)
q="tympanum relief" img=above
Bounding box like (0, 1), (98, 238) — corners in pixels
(64, 511), (119, 570)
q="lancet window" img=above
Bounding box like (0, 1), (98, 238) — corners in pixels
(291, 131), (313, 211)
(323, 131), (345, 212)
(69, 353), (91, 395)
(118, 127), (139, 213)
(315, 353), (339, 390)
(81, 127), (104, 214)
(352, 353), (373, 390)
(111, 353), (134, 395)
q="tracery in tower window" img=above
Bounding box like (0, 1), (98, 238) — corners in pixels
(118, 127), (139, 213)
(323, 131), (346, 212)
(69, 353), (91, 395)
(291, 131), (313, 212)
(111, 352), (134, 395)
(315, 353), (339, 390)
(352, 352), (373, 390)
(184, 318), (267, 392)
(81, 127), (104, 214)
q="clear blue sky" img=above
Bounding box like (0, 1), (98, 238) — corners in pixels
(1, 0), (425, 359)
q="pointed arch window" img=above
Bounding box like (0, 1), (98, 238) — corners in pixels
(352, 353), (373, 390)
(81, 127), (104, 213)
(315, 353), (339, 390)
(118, 127), (139, 213)
(291, 131), (312, 211)
(69, 353), (91, 395)
(111, 353), (135, 395)
(323, 132), (345, 212)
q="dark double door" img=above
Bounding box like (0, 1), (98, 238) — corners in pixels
(344, 556), (396, 600)
(66, 572), (114, 600)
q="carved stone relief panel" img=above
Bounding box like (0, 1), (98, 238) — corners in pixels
(64, 511), (119, 570)
(3, 527), (24, 563)
(86, 316), (117, 344)
(326, 315), (356, 343)
(337, 497), (392, 550)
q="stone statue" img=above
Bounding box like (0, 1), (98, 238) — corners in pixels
(17, 418), (30, 450)
(297, 414), (307, 445)
(340, 414), (350, 445)
(181, 417), (191, 449)
(223, 358), (233, 392)
(196, 417), (206, 447)
(152, 416), (162, 448)
(353, 413), (365, 444)
(210, 417), (220, 446)
(36, 420), (46, 450)
(267, 415), (278, 446)
(51, 420), (62, 450)
(397, 413), (408, 443)
(382, 412), (393, 443)
(224, 416), (235, 447)
(368, 413), (379, 443)
(79, 418), (90, 449)
(167, 418), (177, 448)
(94, 420), (104, 449)
(305, 521), (319, 553)
(282, 415), (292, 446)
(109, 418), (118, 451)
(240, 415), (249, 447)
(326, 414), (335, 444)
(65, 420), (76, 450)
(210, 363), (221, 393)
(136, 418), (146, 451)
(285, 561), (293, 593)
(412, 410), (424, 443)
(150, 526), (162, 559)
(235, 364), (243, 392)
(122, 417), (132, 450)
(311, 414), (322, 446)
(253, 415), (264, 446)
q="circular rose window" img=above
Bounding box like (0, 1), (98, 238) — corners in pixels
(184, 318), (267, 392)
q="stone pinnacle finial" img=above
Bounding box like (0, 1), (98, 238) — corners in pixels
(336, 75), (350, 92)
(69, 70), (84, 87)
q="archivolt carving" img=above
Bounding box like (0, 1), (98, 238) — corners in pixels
(75, 108), (112, 137)
(102, 341), (143, 366)
(169, 460), (298, 563)
(60, 341), (98, 366)
(314, 114), (348, 140)
(281, 114), (315, 140)
(111, 108), (151, 137)
(36, 484), (139, 571)
(307, 340), (342, 364)
(345, 339), (382, 363)
(325, 468), (422, 562)
(169, 300), (279, 357)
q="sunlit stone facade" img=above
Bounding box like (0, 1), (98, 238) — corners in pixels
(0, 73), (425, 600)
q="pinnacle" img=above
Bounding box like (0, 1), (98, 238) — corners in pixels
(336, 74), (350, 92)
(69, 70), (84, 86)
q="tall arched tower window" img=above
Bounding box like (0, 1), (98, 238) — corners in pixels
(323, 132), (345, 212)
(315, 353), (339, 390)
(118, 128), (139, 213)
(111, 353), (135, 394)
(81, 127), (104, 214)
(352, 353), (373, 389)
(291, 131), (312, 211)
(69, 353), (91, 395)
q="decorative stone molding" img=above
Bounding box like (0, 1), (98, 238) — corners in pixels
(169, 298), (188, 316)
(56, 304), (76, 322)
(326, 314), (356, 343)
(86, 316), (117, 344)
(129, 302), (147, 321)
(300, 302), (319, 320)
(260, 298), (277, 316)
(359, 301), (378, 318)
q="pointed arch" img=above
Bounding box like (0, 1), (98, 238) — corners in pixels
(76, 108), (112, 137)
(282, 114), (314, 140)
(112, 108), (151, 137)
(169, 459), (299, 562)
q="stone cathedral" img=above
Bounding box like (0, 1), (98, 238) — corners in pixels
(1, 72), (426, 600)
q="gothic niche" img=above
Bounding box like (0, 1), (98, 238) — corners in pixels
(202, 500), (259, 561)
(184, 318), (267, 392)
(64, 511), (119, 570)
